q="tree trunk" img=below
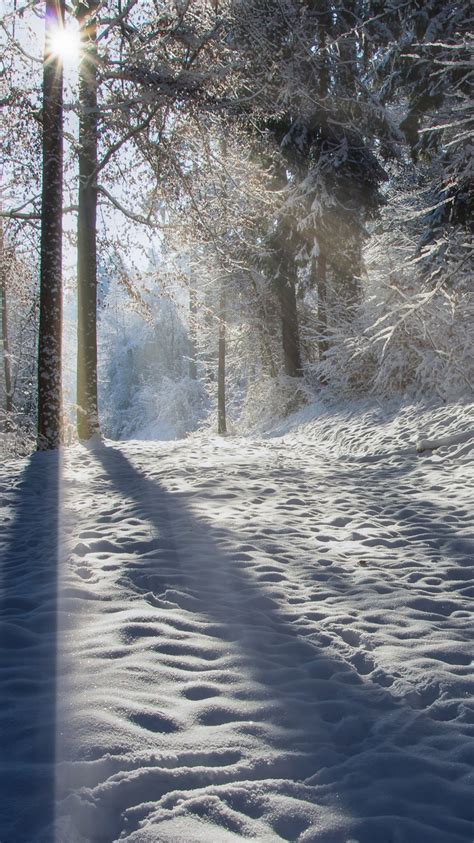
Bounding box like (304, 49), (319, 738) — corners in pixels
(316, 253), (329, 361)
(217, 284), (226, 435)
(315, 1), (331, 365)
(336, 2), (358, 95)
(279, 273), (303, 378)
(37, 0), (65, 450)
(203, 288), (216, 385)
(317, 1), (332, 104)
(345, 239), (362, 309)
(260, 318), (277, 378)
(335, 2), (362, 312)
(272, 197), (303, 379)
(0, 221), (14, 420)
(76, 0), (100, 440)
(188, 286), (198, 380)
(251, 279), (277, 378)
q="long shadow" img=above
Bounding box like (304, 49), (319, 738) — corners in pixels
(90, 444), (474, 843)
(0, 451), (60, 843)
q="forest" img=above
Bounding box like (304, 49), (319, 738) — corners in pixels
(0, 2), (473, 843)
(0, 0), (472, 447)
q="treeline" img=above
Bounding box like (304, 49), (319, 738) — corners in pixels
(1, 0), (472, 449)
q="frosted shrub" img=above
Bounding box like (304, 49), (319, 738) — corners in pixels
(315, 328), (377, 396)
(136, 376), (207, 439)
(0, 411), (35, 457)
(314, 283), (473, 402)
(238, 375), (309, 433)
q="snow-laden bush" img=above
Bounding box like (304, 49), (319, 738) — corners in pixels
(368, 282), (473, 400)
(0, 411), (36, 457)
(133, 376), (207, 440)
(237, 374), (309, 433)
(311, 279), (473, 402)
(0, 244), (38, 456)
(307, 168), (474, 403)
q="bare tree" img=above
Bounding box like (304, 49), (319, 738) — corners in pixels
(37, 0), (65, 449)
(0, 219), (14, 422)
(76, 0), (100, 440)
(217, 283), (227, 435)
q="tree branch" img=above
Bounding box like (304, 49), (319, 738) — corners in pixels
(97, 184), (154, 225)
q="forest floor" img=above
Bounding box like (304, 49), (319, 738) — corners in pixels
(0, 399), (473, 843)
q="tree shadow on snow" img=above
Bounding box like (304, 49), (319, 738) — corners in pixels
(89, 444), (473, 843)
(0, 452), (60, 843)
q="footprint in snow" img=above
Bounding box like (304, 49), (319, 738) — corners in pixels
(182, 685), (222, 700)
(129, 710), (181, 733)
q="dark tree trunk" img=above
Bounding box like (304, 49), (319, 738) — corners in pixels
(279, 272), (303, 378)
(336, 236), (362, 311)
(336, 2), (358, 95)
(217, 135), (228, 433)
(335, 2), (363, 312)
(271, 173), (303, 379)
(260, 317), (277, 378)
(0, 221), (13, 419)
(345, 240), (362, 308)
(315, 1), (331, 364)
(317, 0), (332, 103)
(316, 253), (329, 361)
(76, 0), (100, 440)
(37, 0), (65, 450)
(217, 284), (226, 435)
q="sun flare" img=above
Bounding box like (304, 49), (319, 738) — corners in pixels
(50, 24), (81, 64)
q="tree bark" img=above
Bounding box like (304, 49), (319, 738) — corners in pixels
(279, 271), (303, 378)
(76, 0), (100, 440)
(217, 284), (226, 435)
(0, 221), (13, 420)
(345, 240), (362, 309)
(316, 252), (329, 361)
(260, 317), (277, 378)
(271, 170), (303, 379)
(37, 0), (65, 450)
(188, 286), (198, 380)
(316, 2), (331, 364)
(335, 2), (363, 312)
(336, 2), (358, 95)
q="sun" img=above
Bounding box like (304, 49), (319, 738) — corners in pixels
(50, 23), (81, 64)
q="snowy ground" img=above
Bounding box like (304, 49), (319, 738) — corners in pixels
(1, 400), (473, 843)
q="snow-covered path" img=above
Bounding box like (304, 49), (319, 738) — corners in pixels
(1, 403), (473, 842)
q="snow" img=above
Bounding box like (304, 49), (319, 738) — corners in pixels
(1, 400), (473, 842)
(416, 430), (474, 454)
